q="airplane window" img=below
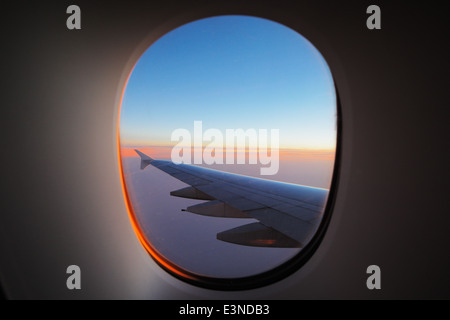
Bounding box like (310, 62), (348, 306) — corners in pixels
(118, 15), (338, 289)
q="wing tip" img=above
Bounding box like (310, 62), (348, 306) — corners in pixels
(134, 149), (153, 160)
(134, 149), (153, 169)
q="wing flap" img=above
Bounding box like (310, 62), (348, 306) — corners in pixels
(185, 200), (251, 218)
(217, 222), (302, 248)
(170, 186), (215, 200)
(246, 208), (315, 244)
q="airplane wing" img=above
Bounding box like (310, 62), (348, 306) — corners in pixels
(134, 149), (329, 248)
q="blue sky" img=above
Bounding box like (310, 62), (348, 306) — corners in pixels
(120, 15), (336, 150)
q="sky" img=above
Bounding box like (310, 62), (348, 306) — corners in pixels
(119, 15), (336, 150)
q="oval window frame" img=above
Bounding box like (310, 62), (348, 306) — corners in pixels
(116, 14), (342, 291)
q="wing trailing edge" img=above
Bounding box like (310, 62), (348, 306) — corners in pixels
(217, 222), (302, 248)
(170, 186), (215, 200)
(185, 200), (252, 219)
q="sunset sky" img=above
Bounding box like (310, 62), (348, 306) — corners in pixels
(119, 15), (337, 153)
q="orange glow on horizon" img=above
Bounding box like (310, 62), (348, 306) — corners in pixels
(120, 145), (335, 161)
(120, 145), (174, 159)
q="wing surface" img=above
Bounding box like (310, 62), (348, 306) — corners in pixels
(135, 149), (328, 248)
